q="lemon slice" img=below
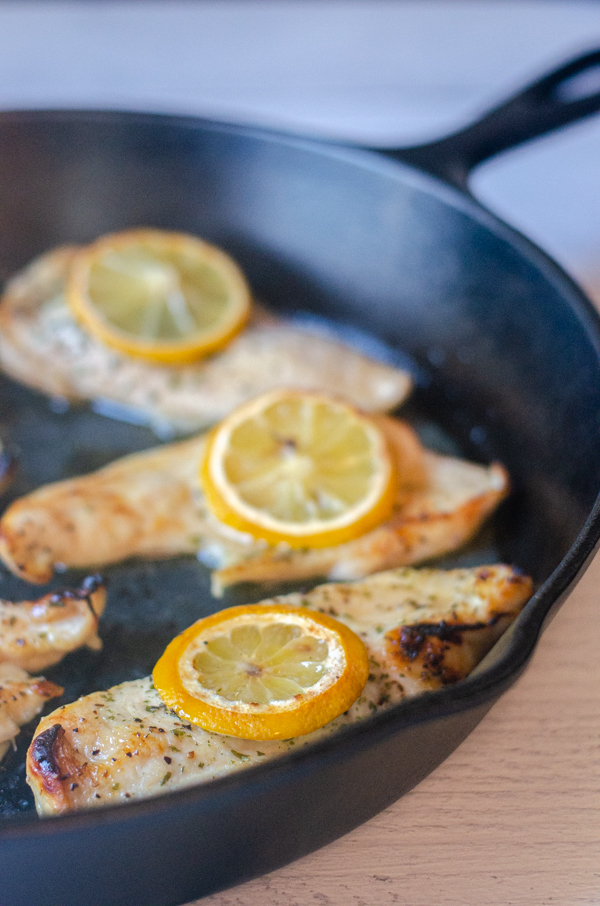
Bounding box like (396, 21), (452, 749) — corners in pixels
(153, 604), (369, 739)
(66, 228), (251, 364)
(200, 389), (397, 548)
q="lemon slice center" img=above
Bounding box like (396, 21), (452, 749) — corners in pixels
(88, 247), (231, 342)
(178, 614), (346, 711)
(222, 396), (379, 525)
(192, 622), (328, 704)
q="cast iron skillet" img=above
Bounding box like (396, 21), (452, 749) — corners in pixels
(1, 50), (600, 906)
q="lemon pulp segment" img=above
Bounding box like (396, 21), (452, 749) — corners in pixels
(188, 621), (331, 704)
(67, 229), (251, 363)
(153, 604), (369, 739)
(201, 390), (397, 548)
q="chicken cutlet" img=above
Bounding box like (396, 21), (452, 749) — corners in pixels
(27, 564), (532, 814)
(0, 577), (105, 763)
(0, 418), (508, 592)
(0, 246), (412, 435)
(0, 576), (106, 673)
(0, 663), (63, 763)
(0, 576), (106, 763)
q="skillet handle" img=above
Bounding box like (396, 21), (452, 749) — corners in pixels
(388, 48), (600, 189)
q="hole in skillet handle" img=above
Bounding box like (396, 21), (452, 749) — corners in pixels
(553, 62), (600, 103)
(385, 47), (600, 189)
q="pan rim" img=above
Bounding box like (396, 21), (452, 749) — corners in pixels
(0, 105), (599, 839)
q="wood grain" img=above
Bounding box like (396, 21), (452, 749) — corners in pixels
(194, 548), (600, 906)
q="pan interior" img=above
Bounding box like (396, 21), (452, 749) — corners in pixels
(0, 112), (599, 822)
(0, 336), (500, 817)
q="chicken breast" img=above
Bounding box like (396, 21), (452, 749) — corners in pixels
(27, 564), (532, 814)
(0, 247), (412, 435)
(0, 418), (508, 593)
(0, 663), (63, 763)
(0, 576), (106, 673)
(211, 451), (509, 594)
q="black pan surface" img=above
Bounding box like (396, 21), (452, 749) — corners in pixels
(1, 50), (600, 906)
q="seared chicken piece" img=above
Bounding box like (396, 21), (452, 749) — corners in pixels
(0, 419), (508, 593)
(0, 577), (104, 762)
(0, 576), (106, 673)
(27, 564), (532, 813)
(0, 247), (412, 435)
(212, 451), (508, 594)
(0, 663), (62, 762)
(0, 433), (209, 584)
